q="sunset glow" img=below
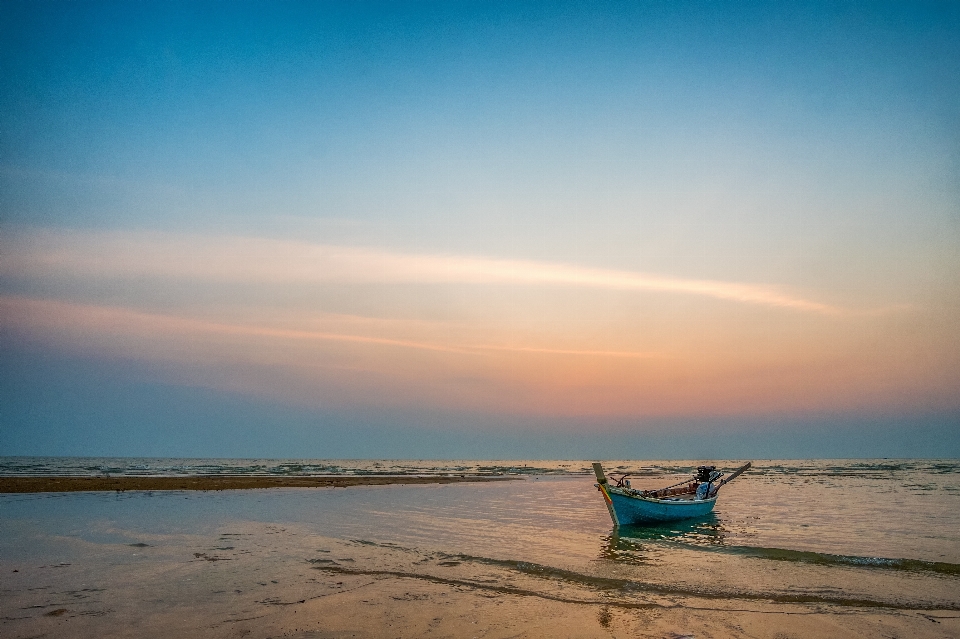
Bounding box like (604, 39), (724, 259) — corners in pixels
(2, 1), (957, 457)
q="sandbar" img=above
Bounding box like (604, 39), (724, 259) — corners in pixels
(0, 474), (520, 493)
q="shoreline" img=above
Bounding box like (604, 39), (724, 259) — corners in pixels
(0, 474), (522, 493)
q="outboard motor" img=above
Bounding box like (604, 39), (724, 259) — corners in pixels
(695, 466), (716, 483)
(694, 465), (716, 500)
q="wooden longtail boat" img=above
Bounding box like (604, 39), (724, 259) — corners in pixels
(592, 461), (751, 526)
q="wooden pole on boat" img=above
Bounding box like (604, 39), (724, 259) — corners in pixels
(592, 463), (620, 527)
(592, 462), (608, 484)
(711, 461), (751, 495)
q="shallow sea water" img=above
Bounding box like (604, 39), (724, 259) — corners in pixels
(2, 458), (959, 637)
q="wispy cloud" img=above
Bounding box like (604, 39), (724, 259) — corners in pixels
(0, 296), (667, 414)
(3, 295), (950, 417)
(0, 296), (656, 359)
(1, 229), (838, 313)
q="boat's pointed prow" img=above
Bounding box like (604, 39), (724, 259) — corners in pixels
(592, 462), (620, 527)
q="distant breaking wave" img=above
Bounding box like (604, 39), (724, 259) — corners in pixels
(3, 457), (956, 478)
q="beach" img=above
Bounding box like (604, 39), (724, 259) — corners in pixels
(6, 529), (957, 639)
(2, 459), (959, 638)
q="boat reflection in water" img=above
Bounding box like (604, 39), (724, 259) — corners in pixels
(600, 516), (728, 564)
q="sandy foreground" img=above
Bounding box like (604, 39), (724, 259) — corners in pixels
(0, 475), (519, 493)
(8, 574), (959, 639)
(3, 521), (958, 639)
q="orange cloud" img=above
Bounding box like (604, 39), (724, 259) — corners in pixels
(3, 295), (955, 418)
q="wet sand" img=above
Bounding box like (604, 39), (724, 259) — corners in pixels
(4, 526), (957, 639)
(0, 474), (519, 493)
(10, 574), (960, 639)
(4, 467), (959, 638)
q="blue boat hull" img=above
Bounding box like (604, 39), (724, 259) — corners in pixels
(604, 486), (717, 525)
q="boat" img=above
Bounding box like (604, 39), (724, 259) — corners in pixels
(592, 461), (751, 525)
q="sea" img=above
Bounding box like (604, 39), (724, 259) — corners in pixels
(2, 457), (959, 636)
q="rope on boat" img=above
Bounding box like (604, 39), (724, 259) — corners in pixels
(598, 462), (750, 500)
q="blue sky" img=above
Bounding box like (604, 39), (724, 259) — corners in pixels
(2, 1), (958, 458)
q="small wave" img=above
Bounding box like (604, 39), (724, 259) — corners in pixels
(4, 457), (957, 479)
(312, 549), (960, 611)
(608, 524), (960, 577)
(722, 545), (960, 576)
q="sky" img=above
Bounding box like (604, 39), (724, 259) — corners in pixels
(1, 1), (958, 459)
